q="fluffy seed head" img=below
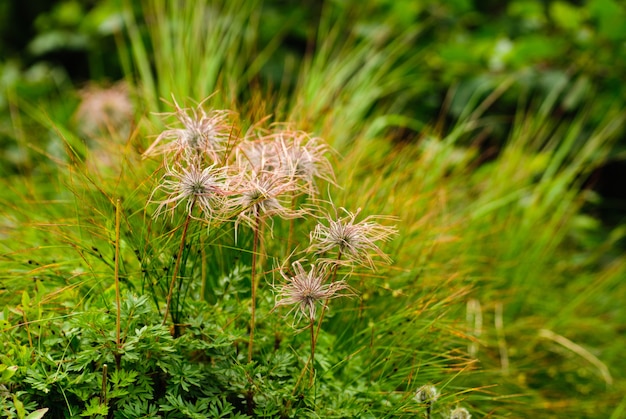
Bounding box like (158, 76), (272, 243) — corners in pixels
(273, 129), (336, 195)
(273, 260), (352, 323)
(150, 162), (232, 221)
(415, 384), (439, 404)
(143, 97), (235, 163)
(235, 137), (282, 176)
(233, 171), (301, 231)
(309, 207), (398, 269)
(450, 407), (471, 419)
(74, 82), (133, 141)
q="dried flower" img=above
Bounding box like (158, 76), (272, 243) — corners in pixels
(74, 82), (133, 140)
(150, 162), (233, 221)
(273, 260), (352, 323)
(235, 129), (335, 197)
(415, 384), (439, 404)
(144, 97), (235, 162)
(232, 172), (300, 231)
(450, 407), (471, 419)
(235, 137), (282, 176)
(309, 207), (398, 269)
(273, 130), (336, 195)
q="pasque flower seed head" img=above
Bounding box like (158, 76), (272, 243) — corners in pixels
(450, 407), (471, 419)
(309, 207), (398, 269)
(144, 97), (235, 163)
(415, 384), (439, 404)
(274, 260), (352, 323)
(273, 129), (336, 196)
(150, 162), (232, 221)
(233, 171), (301, 232)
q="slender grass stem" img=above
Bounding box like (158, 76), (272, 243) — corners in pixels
(292, 355), (309, 395)
(248, 216), (261, 363)
(162, 207), (194, 329)
(114, 198), (122, 369)
(22, 310), (32, 349)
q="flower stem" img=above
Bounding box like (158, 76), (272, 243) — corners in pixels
(294, 251), (344, 393)
(248, 217), (261, 363)
(308, 316), (316, 386)
(313, 250), (342, 343)
(162, 209), (193, 330)
(287, 193), (296, 256)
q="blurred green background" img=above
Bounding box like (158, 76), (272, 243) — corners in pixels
(1, 0), (625, 224)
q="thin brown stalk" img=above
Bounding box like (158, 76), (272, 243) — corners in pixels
(200, 233), (207, 300)
(313, 250), (342, 343)
(162, 208), (193, 328)
(248, 217), (261, 363)
(114, 200), (122, 340)
(287, 193), (296, 255)
(114, 199), (122, 369)
(308, 317), (316, 386)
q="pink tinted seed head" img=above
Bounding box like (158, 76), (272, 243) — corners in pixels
(235, 137), (283, 176)
(273, 130), (336, 196)
(233, 171), (301, 231)
(309, 207), (398, 269)
(143, 97), (235, 163)
(274, 260), (352, 323)
(150, 162), (232, 221)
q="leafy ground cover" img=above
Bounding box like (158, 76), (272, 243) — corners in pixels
(1, 1), (625, 418)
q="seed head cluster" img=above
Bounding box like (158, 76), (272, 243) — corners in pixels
(147, 98), (343, 229)
(146, 96), (397, 329)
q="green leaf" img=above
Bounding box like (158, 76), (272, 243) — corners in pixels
(588, 0), (626, 39)
(25, 408), (49, 419)
(80, 398), (109, 417)
(550, 1), (584, 30)
(13, 395), (25, 419)
(21, 291), (30, 308)
(0, 364), (18, 382)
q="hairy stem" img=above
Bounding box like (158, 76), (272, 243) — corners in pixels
(308, 316), (316, 386)
(100, 364), (108, 405)
(287, 193), (296, 256)
(294, 251), (343, 393)
(162, 209), (193, 329)
(314, 250), (342, 343)
(248, 217), (261, 363)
